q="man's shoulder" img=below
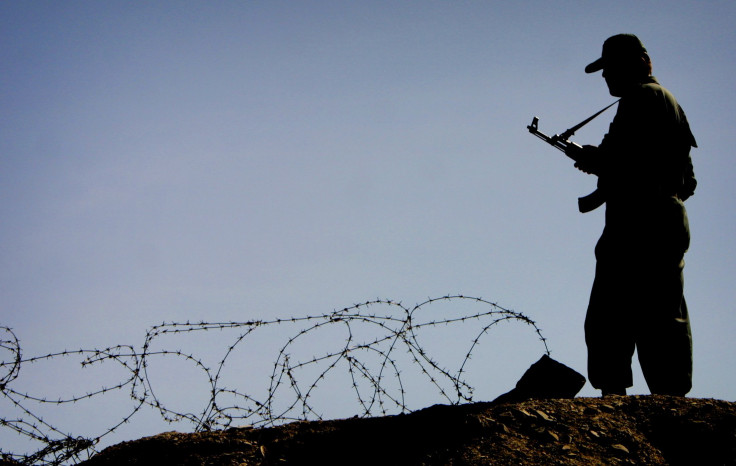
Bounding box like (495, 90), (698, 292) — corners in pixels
(639, 77), (679, 98)
(629, 77), (680, 109)
(637, 77), (666, 95)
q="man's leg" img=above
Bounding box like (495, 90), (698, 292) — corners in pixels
(637, 266), (693, 396)
(638, 200), (693, 396)
(585, 261), (636, 394)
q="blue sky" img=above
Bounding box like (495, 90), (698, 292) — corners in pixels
(2, 0), (735, 456)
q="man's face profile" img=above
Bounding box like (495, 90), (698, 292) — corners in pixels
(601, 53), (650, 97)
(602, 64), (626, 97)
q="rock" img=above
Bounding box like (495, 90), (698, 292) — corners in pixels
(491, 355), (587, 405)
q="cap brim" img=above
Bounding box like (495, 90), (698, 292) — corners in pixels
(585, 58), (604, 73)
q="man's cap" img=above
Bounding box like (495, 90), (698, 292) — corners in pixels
(585, 34), (647, 73)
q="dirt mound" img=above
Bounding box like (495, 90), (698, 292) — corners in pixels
(79, 395), (736, 465)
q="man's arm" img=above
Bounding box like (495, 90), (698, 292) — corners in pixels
(567, 144), (601, 175)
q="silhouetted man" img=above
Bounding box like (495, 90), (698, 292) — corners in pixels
(569, 34), (697, 396)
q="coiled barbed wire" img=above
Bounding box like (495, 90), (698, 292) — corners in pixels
(0, 295), (548, 465)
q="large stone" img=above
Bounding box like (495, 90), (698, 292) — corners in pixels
(492, 354), (586, 405)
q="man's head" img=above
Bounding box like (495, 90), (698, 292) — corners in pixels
(586, 34), (652, 97)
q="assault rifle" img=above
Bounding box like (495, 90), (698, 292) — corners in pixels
(526, 100), (619, 213)
(526, 117), (602, 213)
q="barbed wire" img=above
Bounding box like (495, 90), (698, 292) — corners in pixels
(0, 295), (548, 465)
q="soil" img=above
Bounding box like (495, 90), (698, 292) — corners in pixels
(76, 395), (736, 465)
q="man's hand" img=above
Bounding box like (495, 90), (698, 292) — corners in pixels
(567, 144), (600, 175)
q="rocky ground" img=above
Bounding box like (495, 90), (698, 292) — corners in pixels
(75, 395), (736, 465)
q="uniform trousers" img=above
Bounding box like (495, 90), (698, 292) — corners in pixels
(584, 196), (693, 395)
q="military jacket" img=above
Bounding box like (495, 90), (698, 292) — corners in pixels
(597, 76), (697, 208)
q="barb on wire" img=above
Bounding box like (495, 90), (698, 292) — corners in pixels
(0, 295), (548, 465)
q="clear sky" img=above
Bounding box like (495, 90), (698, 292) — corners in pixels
(2, 0), (735, 456)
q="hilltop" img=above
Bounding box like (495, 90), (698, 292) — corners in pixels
(78, 395), (736, 465)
